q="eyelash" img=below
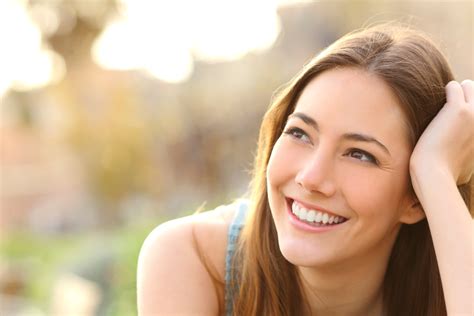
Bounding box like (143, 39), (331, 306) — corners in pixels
(282, 127), (379, 165)
(345, 148), (379, 165)
(283, 127), (311, 143)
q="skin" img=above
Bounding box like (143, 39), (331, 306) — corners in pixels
(410, 79), (474, 315)
(266, 68), (425, 315)
(136, 70), (473, 315)
(136, 204), (235, 315)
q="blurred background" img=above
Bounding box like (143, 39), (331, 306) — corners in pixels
(0, 0), (472, 315)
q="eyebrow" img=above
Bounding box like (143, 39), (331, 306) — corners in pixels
(288, 112), (391, 156)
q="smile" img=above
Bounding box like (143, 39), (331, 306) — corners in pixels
(286, 199), (348, 231)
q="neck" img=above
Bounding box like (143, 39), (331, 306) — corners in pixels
(298, 233), (397, 316)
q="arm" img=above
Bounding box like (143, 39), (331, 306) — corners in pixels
(410, 167), (473, 315)
(410, 80), (474, 315)
(136, 217), (220, 315)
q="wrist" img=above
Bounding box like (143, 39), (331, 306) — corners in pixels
(410, 155), (454, 181)
(409, 160), (456, 199)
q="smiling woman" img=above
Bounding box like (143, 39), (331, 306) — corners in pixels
(137, 23), (473, 316)
(267, 68), (422, 271)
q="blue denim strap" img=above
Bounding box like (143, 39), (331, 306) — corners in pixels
(224, 200), (248, 316)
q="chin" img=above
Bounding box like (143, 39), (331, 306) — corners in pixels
(276, 233), (341, 268)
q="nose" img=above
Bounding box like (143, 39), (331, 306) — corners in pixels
(295, 145), (337, 197)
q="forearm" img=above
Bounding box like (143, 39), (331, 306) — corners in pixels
(411, 166), (473, 315)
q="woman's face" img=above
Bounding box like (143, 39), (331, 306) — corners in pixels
(266, 67), (423, 268)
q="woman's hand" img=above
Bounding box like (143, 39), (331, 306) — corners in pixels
(409, 80), (474, 315)
(410, 80), (474, 185)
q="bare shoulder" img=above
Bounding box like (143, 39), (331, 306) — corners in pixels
(137, 202), (238, 316)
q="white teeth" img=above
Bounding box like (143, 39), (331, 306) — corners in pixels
(292, 202), (298, 215)
(299, 209), (307, 221)
(322, 213), (329, 224)
(292, 201), (345, 225)
(307, 211), (316, 222)
(315, 212), (322, 223)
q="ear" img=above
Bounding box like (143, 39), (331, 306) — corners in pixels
(398, 197), (426, 225)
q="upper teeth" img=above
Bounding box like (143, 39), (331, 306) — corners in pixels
(292, 201), (345, 224)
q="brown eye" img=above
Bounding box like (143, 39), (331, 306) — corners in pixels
(283, 127), (311, 143)
(346, 149), (378, 165)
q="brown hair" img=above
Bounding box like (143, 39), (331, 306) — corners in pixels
(230, 23), (473, 315)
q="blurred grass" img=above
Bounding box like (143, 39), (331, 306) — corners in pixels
(0, 219), (161, 315)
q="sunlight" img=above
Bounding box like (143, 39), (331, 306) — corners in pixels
(92, 0), (283, 83)
(91, 1), (194, 83)
(0, 0), (312, 94)
(0, 0), (65, 97)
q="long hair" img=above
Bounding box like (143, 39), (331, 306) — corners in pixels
(230, 23), (473, 315)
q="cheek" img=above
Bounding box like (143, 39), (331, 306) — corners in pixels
(339, 167), (409, 219)
(266, 138), (292, 187)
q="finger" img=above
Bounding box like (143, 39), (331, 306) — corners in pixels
(461, 79), (474, 105)
(445, 81), (465, 105)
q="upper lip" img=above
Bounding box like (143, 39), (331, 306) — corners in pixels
(288, 197), (348, 219)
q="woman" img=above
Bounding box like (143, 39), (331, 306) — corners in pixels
(137, 24), (473, 316)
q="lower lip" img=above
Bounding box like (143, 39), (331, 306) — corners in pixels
(286, 200), (347, 233)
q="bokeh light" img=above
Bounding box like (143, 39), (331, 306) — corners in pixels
(0, 0), (65, 97)
(92, 0), (282, 83)
(0, 1), (471, 315)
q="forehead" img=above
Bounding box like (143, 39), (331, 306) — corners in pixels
(293, 68), (411, 147)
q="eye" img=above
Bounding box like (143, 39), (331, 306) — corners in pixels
(283, 127), (311, 144)
(346, 148), (378, 165)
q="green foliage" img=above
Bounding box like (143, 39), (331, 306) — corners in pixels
(0, 221), (158, 316)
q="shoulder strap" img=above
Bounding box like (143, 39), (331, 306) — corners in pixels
(224, 199), (249, 315)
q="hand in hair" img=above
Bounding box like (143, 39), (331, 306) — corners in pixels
(410, 80), (474, 185)
(409, 79), (473, 316)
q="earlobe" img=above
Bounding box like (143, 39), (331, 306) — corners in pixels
(399, 201), (426, 225)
